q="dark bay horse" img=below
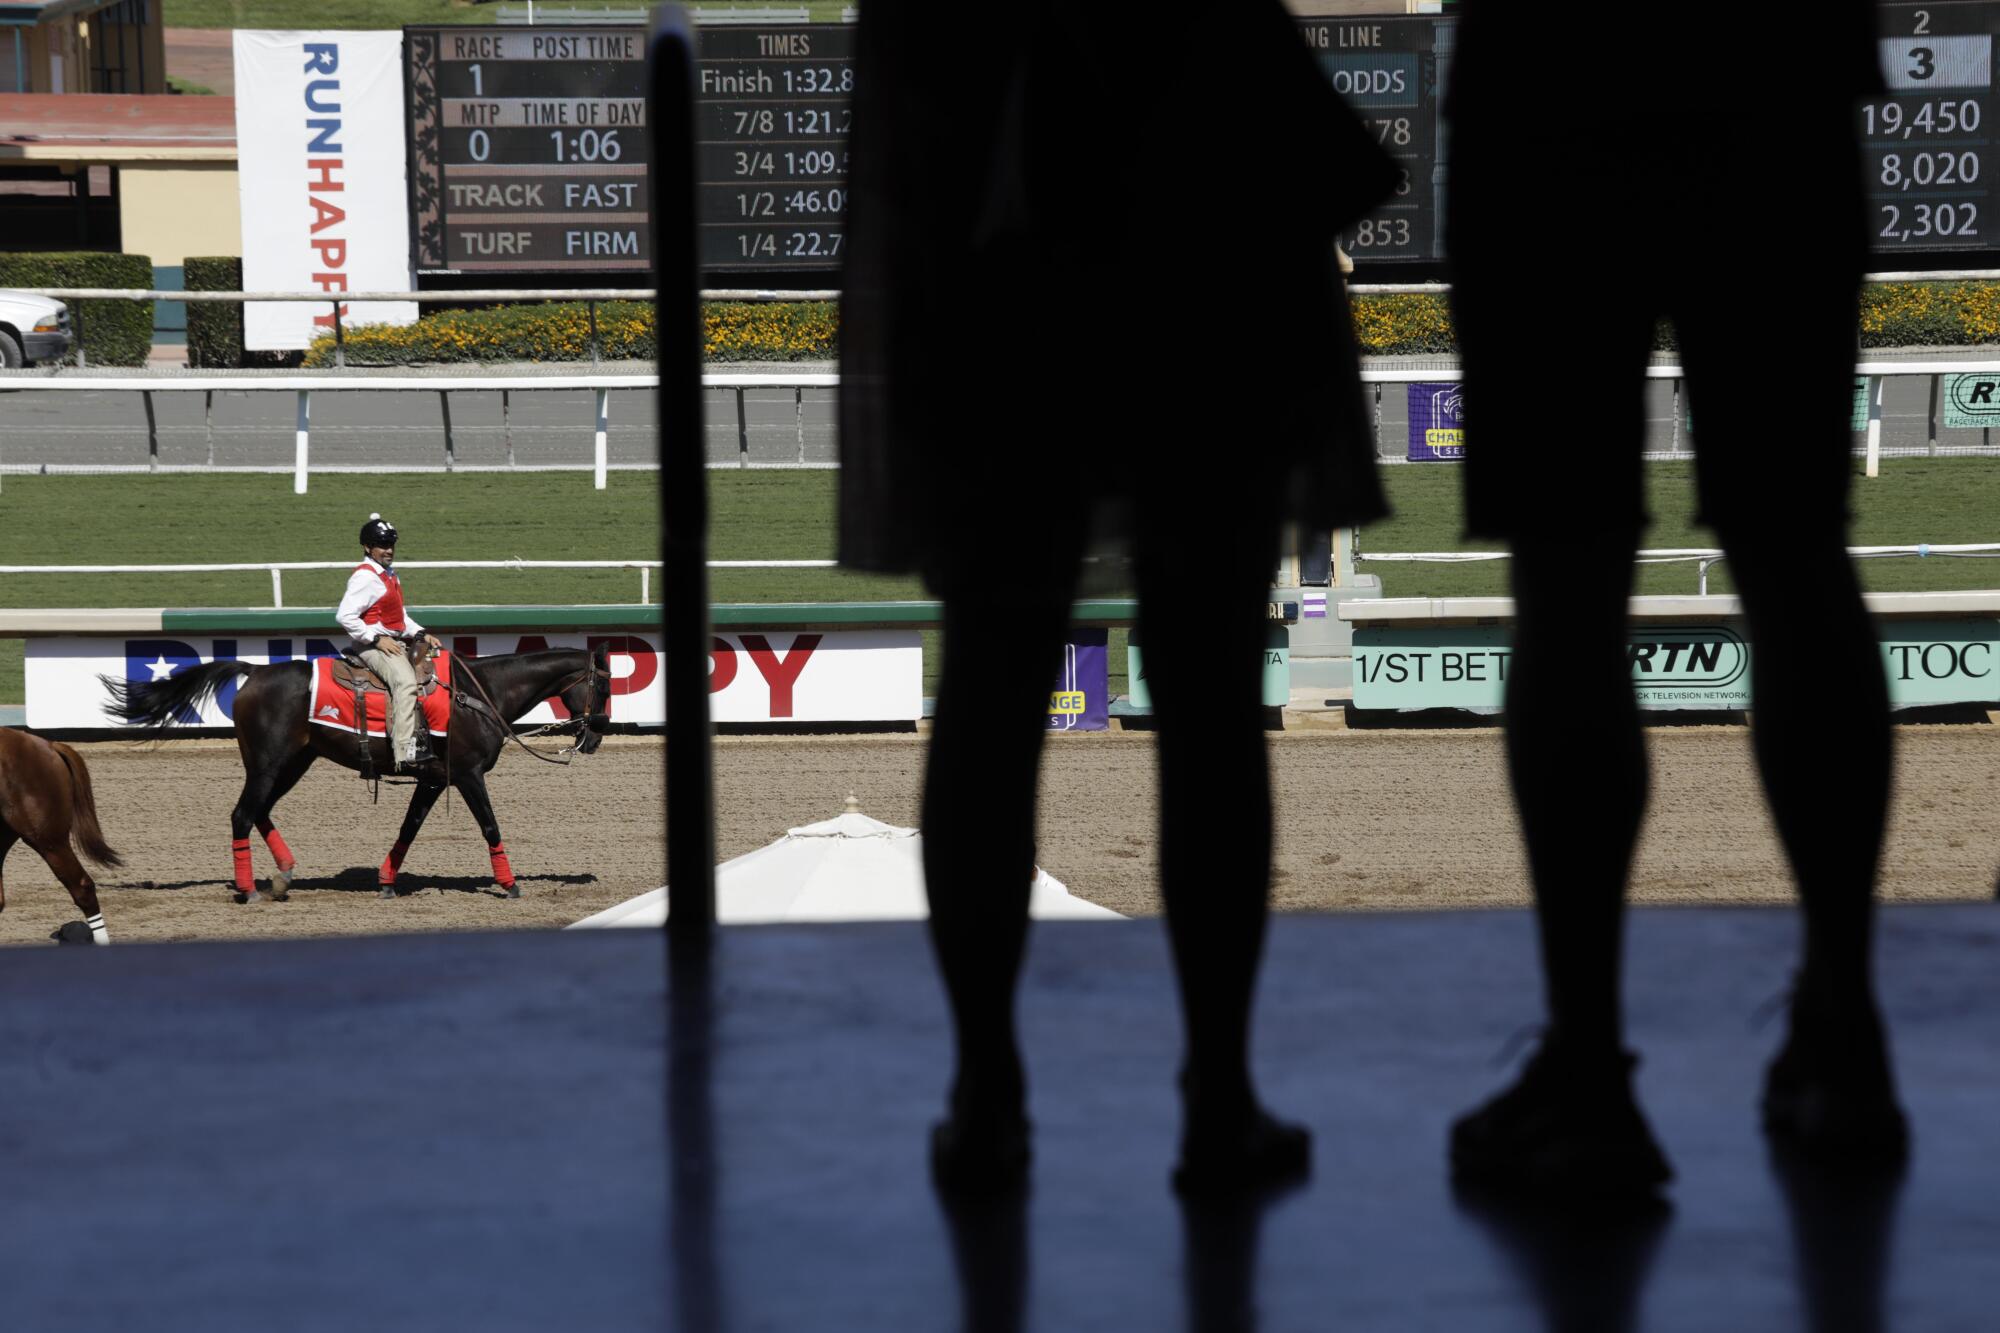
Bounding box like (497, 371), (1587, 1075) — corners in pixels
(0, 728), (122, 942)
(103, 649), (609, 903)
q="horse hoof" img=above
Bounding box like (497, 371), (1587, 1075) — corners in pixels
(505, 885), (521, 900)
(238, 889), (267, 905)
(379, 885), (397, 900)
(272, 867), (294, 899)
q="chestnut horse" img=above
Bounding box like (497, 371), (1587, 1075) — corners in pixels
(0, 728), (122, 943)
(102, 648), (609, 904)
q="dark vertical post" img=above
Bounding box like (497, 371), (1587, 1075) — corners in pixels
(653, 7), (716, 948)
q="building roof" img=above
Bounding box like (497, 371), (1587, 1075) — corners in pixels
(0, 94), (237, 162)
(0, 0), (125, 24)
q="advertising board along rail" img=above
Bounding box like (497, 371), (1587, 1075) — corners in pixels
(5, 600), (1147, 732)
(1339, 590), (2000, 714)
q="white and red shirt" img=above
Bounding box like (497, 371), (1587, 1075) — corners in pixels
(336, 556), (425, 650)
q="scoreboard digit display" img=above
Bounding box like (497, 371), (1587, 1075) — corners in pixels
(1298, 15), (1451, 265)
(402, 7), (2000, 277)
(1867, 3), (1999, 254)
(695, 24), (856, 271)
(407, 25), (650, 273)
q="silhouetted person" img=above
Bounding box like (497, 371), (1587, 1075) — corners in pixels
(1443, 3), (1906, 1194)
(840, 4), (1397, 1193)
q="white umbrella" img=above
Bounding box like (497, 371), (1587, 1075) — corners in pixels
(569, 802), (1123, 928)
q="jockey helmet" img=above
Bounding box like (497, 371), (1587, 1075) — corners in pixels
(360, 513), (398, 548)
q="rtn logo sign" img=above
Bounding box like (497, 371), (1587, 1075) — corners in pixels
(1626, 629), (1749, 688)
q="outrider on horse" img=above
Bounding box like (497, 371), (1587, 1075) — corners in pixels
(102, 645), (610, 903)
(0, 727), (122, 941)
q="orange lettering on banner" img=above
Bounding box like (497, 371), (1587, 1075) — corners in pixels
(305, 159), (346, 192)
(311, 238), (348, 267)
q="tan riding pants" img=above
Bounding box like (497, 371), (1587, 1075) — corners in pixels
(358, 641), (422, 761)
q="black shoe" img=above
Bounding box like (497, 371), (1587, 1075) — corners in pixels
(930, 1114), (1031, 1196)
(1451, 1040), (1673, 1198)
(1173, 1107), (1312, 1197)
(1762, 988), (1908, 1165)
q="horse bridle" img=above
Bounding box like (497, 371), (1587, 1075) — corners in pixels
(454, 658), (612, 766)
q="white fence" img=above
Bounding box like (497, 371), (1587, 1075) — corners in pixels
(1356, 543), (2000, 595)
(0, 558), (834, 607)
(0, 372), (836, 488)
(8, 349), (2000, 479)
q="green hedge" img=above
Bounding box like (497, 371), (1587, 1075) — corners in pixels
(184, 256), (301, 369)
(0, 251), (153, 366)
(276, 280), (2000, 368)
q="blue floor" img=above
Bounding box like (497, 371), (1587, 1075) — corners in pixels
(2, 906), (1996, 1330)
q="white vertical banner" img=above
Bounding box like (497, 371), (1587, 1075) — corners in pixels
(234, 31), (418, 351)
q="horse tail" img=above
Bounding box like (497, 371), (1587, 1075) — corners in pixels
(50, 741), (123, 869)
(98, 660), (247, 735)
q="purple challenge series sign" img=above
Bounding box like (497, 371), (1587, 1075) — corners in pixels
(1049, 630), (1109, 732)
(1407, 382), (1465, 461)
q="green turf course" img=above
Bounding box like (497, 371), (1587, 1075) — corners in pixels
(5, 461), (2000, 703)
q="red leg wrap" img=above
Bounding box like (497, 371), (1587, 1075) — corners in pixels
(488, 842), (515, 889)
(231, 838), (254, 893)
(255, 819), (296, 873)
(379, 839), (411, 887)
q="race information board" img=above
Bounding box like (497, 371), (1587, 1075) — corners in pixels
(1297, 15), (1451, 265)
(403, 9), (2000, 276)
(1867, 3), (2000, 254)
(406, 26), (650, 273)
(405, 22), (854, 274)
(695, 24), (855, 271)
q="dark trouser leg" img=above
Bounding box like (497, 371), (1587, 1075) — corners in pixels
(1505, 537), (1648, 1052)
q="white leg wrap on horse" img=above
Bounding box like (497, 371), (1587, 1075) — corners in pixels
(87, 912), (110, 945)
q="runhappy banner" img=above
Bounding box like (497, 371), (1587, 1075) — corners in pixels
(234, 31), (418, 350)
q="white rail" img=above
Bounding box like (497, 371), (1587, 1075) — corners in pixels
(0, 558), (835, 607)
(0, 372), (835, 490)
(1357, 544), (2000, 595)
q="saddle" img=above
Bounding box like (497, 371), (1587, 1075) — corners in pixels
(334, 637), (442, 697)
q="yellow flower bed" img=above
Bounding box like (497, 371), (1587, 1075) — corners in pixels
(297, 283), (2000, 368)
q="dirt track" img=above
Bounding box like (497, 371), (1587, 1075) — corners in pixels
(3, 725), (1997, 945)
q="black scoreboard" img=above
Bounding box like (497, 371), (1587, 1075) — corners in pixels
(404, 21), (853, 276)
(402, 8), (2000, 276)
(1297, 15), (1450, 265)
(406, 26), (651, 274)
(1867, 2), (2000, 254)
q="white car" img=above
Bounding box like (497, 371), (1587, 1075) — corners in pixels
(0, 290), (72, 368)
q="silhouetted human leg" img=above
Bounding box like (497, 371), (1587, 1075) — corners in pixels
(1133, 517), (1307, 1193)
(923, 563), (1081, 1191)
(1675, 187), (1906, 1157)
(1724, 535), (1905, 1159)
(1450, 537), (1671, 1194)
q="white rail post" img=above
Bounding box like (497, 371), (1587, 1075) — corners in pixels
(641, 564), (650, 601)
(294, 390), (311, 494)
(1866, 377), (1883, 479)
(271, 567), (285, 607)
(594, 387), (610, 490)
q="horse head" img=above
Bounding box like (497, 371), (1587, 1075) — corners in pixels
(557, 644), (614, 755)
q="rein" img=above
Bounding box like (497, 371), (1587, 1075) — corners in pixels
(453, 659), (609, 766)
